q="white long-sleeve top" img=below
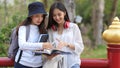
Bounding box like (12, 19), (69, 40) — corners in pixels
(15, 24), (43, 67)
(48, 23), (84, 68)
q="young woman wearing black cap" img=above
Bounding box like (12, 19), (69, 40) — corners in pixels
(14, 2), (53, 68)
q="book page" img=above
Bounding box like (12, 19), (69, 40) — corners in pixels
(34, 48), (71, 55)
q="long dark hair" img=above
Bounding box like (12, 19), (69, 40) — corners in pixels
(47, 1), (70, 29)
(16, 15), (47, 35)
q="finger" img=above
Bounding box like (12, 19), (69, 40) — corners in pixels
(56, 45), (62, 49)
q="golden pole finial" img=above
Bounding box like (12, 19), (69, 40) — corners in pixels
(102, 17), (120, 44)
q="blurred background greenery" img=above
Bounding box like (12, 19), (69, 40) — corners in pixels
(0, 0), (119, 58)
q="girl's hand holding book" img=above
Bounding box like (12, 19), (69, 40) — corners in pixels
(43, 42), (53, 49)
(56, 38), (68, 49)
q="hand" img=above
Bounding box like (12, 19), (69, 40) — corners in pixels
(56, 38), (67, 49)
(43, 42), (53, 49)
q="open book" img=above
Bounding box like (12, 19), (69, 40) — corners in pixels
(34, 49), (71, 56)
(38, 34), (49, 42)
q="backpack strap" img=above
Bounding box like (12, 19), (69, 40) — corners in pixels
(26, 25), (30, 40)
(17, 25), (30, 63)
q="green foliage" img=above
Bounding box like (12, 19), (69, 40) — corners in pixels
(12, 12), (27, 24)
(87, 27), (94, 43)
(0, 43), (8, 57)
(75, 0), (120, 25)
(0, 25), (11, 56)
(81, 45), (107, 58)
(0, 13), (26, 56)
(75, 0), (92, 24)
(116, 0), (120, 17)
(0, 0), (40, 57)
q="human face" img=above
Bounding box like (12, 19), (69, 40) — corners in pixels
(53, 8), (66, 25)
(31, 14), (44, 25)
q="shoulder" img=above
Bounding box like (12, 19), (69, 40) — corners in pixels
(18, 26), (27, 31)
(69, 22), (78, 29)
(19, 26), (26, 30)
